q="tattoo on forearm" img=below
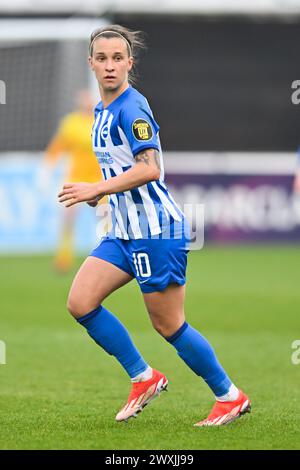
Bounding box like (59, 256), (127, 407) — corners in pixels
(136, 151), (150, 165)
(136, 149), (161, 170)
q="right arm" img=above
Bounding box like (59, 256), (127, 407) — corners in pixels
(58, 147), (161, 208)
(96, 147), (160, 195)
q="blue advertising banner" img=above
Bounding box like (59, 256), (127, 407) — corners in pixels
(0, 157), (100, 254)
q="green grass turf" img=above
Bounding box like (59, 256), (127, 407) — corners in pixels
(0, 246), (299, 450)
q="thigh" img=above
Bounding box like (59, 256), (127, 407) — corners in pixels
(68, 256), (133, 318)
(129, 237), (188, 294)
(143, 284), (186, 337)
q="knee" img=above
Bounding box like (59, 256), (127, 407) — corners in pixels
(151, 319), (183, 338)
(66, 294), (80, 318)
(153, 324), (169, 337)
(67, 293), (96, 319)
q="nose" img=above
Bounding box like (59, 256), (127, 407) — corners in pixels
(105, 59), (115, 72)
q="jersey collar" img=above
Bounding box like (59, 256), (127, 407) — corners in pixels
(95, 85), (132, 113)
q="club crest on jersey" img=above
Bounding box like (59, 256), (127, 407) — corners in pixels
(101, 124), (109, 140)
(132, 119), (153, 141)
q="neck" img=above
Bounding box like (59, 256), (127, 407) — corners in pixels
(100, 82), (129, 109)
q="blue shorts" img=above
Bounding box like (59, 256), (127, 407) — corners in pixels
(90, 234), (189, 293)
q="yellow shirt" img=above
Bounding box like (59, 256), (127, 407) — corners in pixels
(46, 112), (101, 183)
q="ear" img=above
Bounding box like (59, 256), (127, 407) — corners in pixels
(88, 56), (94, 71)
(128, 57), (133, 72)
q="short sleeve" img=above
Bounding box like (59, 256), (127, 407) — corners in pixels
(120, 97), (160, 157)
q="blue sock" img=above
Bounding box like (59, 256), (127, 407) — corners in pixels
(77, 305), (148, 379)
(166, 322), (232, 396)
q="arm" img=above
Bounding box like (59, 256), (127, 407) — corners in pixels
(58, 148), (160, 208)
(99, 148), (160, 194)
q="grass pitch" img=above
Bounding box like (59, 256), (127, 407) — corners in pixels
(0, 246), (299, 450)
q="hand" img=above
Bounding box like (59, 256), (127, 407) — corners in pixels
(58, 182), (102, 208)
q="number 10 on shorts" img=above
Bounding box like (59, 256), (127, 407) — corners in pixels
(133, 252), (151, 278)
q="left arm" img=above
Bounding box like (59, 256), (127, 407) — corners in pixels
(58, 148), (160, 207)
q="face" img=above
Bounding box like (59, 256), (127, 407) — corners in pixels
(89, 37), (133, 93)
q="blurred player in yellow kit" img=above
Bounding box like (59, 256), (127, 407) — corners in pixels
(45, 89), (102, 272)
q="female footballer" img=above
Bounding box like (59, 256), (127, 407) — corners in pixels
(58, 25), (251, 426)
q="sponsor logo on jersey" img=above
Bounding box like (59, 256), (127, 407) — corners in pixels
(96, 151), (114, 164)
(132, 118), (153, 141)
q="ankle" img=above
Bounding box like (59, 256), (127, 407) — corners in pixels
(131, 366), (153, 383)
(215, 383), (239, 402)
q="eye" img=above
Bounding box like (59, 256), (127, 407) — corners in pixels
(97, 56), (105, 62)
(115, 56), (122, 61)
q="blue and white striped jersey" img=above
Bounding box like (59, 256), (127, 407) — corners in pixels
(92, 86), (184, 239)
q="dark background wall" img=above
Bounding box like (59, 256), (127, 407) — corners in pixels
(0, 40), (89, 152)
(114, 14), (300, 151)
(0, 14), (299, 152)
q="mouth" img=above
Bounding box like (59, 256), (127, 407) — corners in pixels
(104, 76), (116, 80)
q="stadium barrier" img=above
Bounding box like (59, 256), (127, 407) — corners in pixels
(0, 152), (299, 254)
